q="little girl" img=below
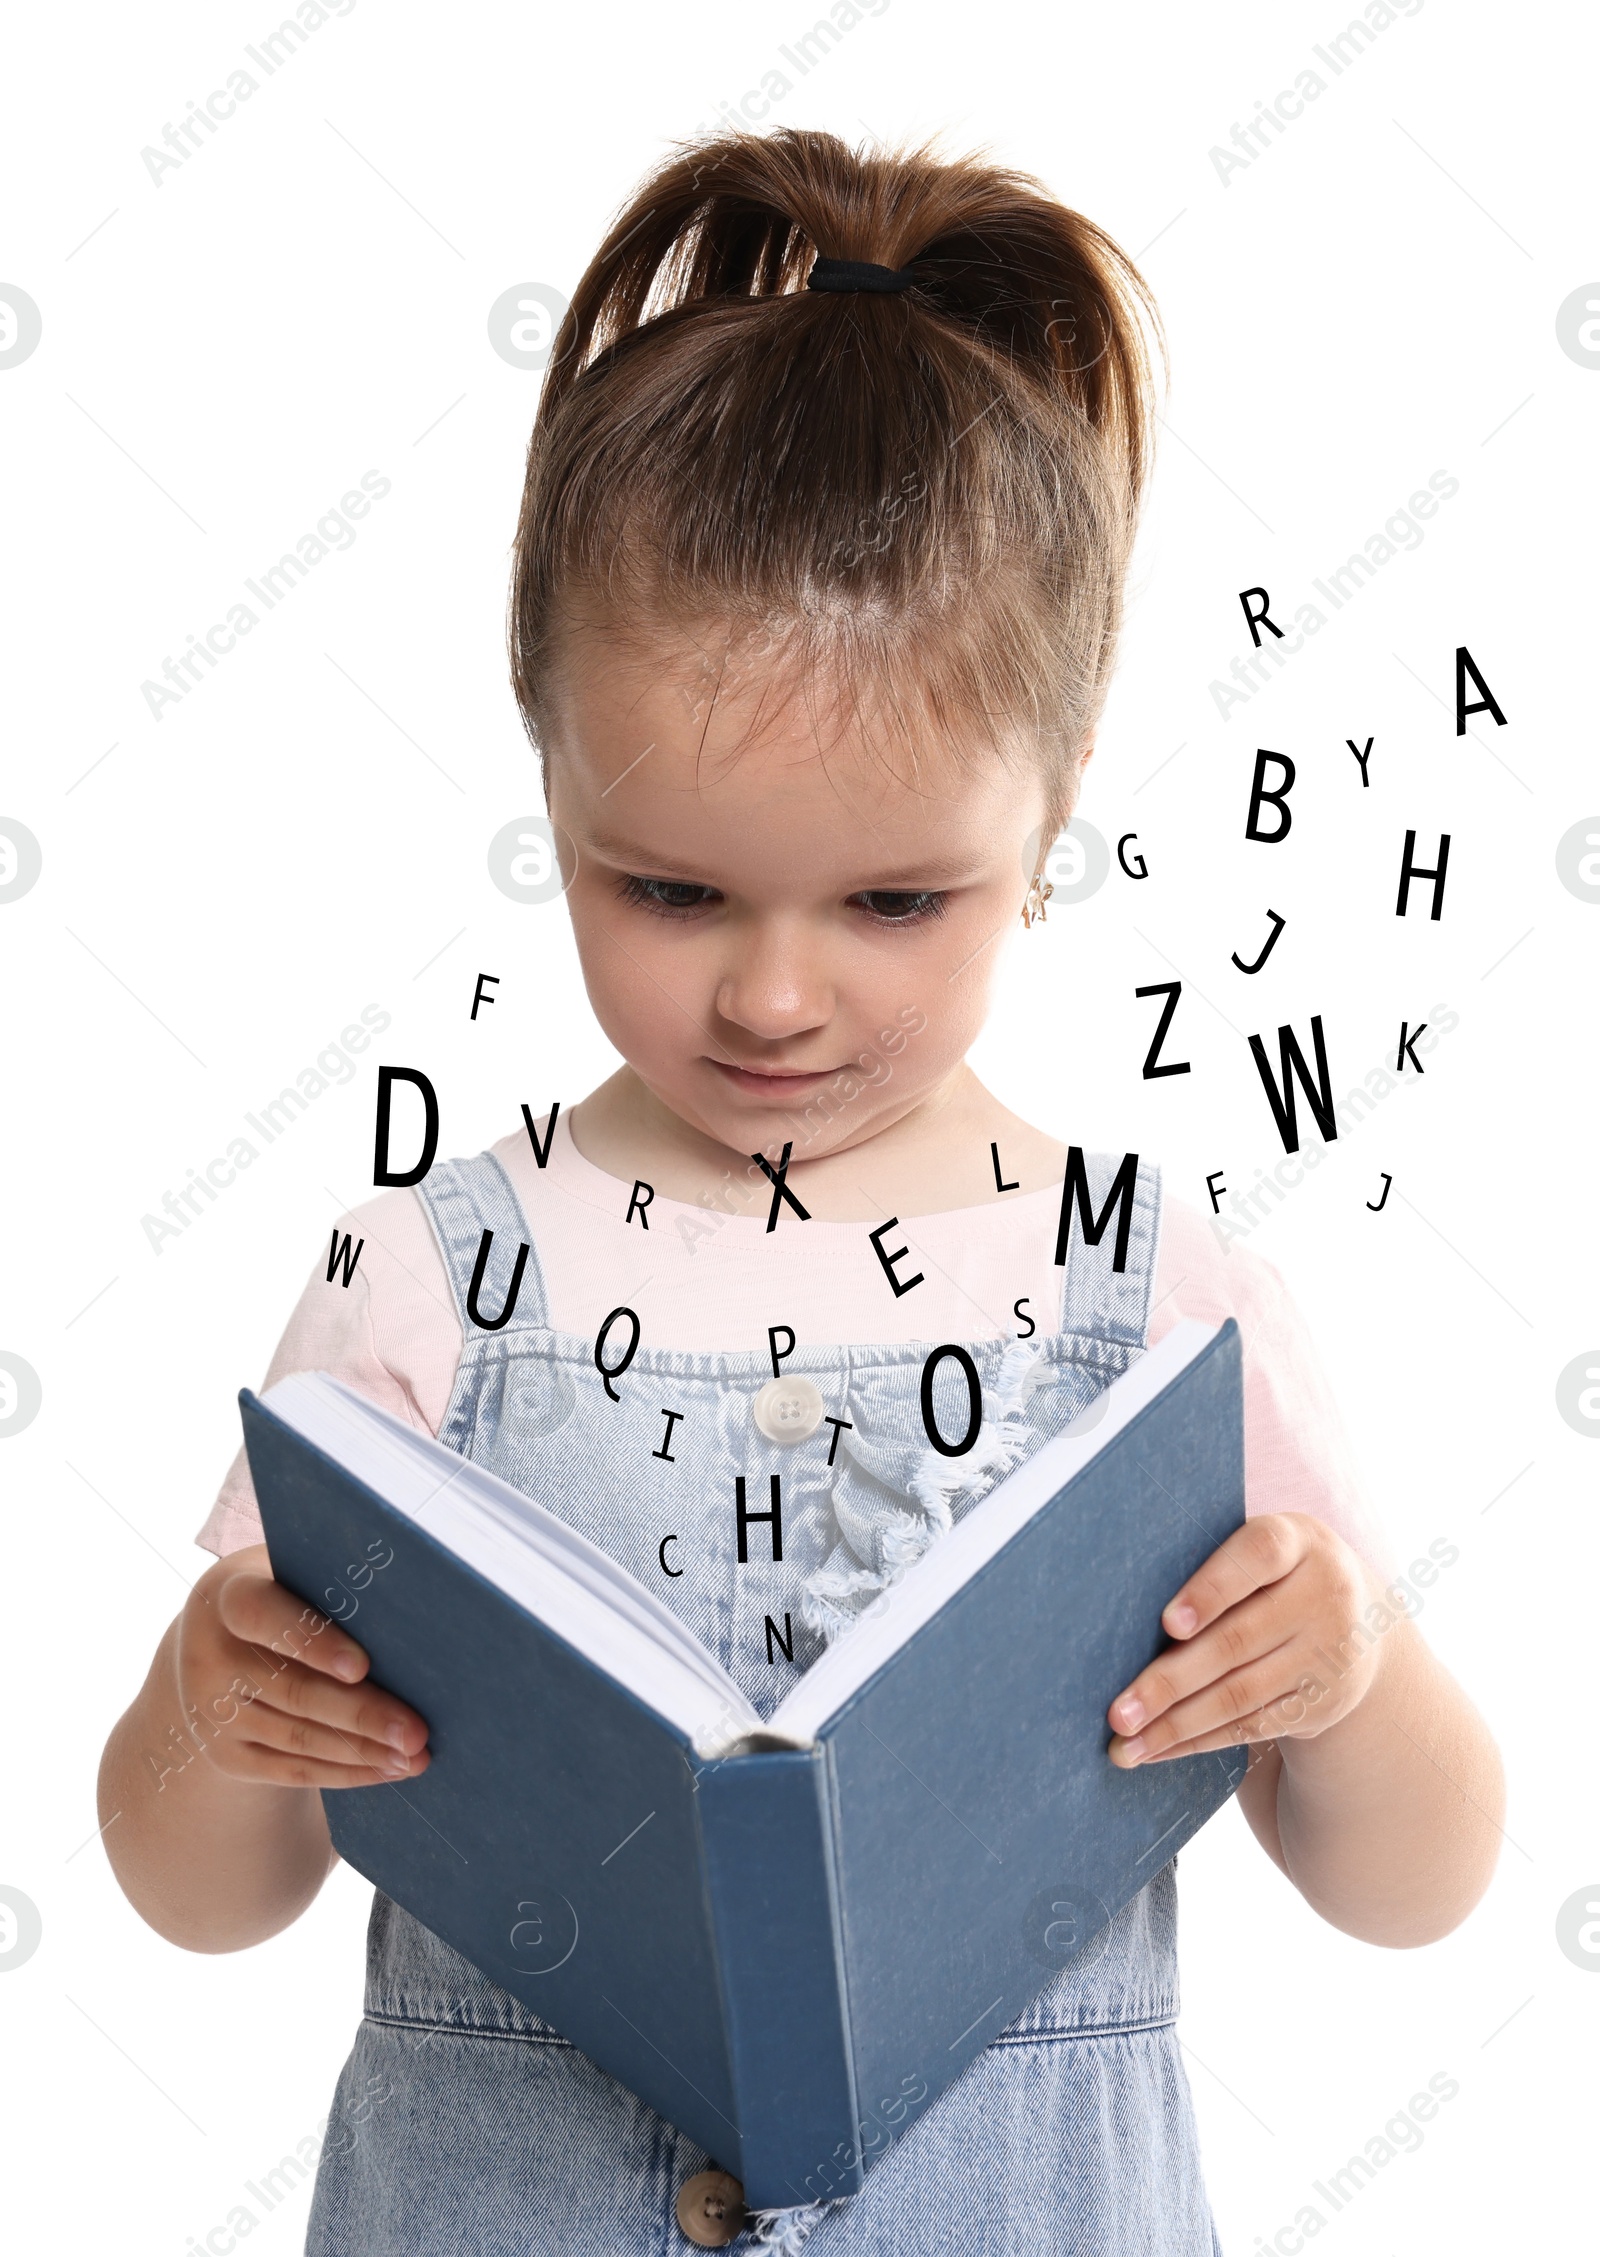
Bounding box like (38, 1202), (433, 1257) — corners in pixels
(101, 129), (1503, 2255)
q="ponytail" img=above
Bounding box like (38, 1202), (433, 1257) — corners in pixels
(511, 128), (1163, 814)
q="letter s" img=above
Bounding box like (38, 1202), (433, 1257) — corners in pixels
(361, 469), (392, 500)
(1427, 2069), (1459, 2101)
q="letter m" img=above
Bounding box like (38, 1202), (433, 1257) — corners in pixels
(793, 21), (840, 65)
(259, 2157), (308, 2203)
(1327, 21), (1375, 66)
(1327, 554), (1373, 602)
(259, 1088), (307, 1137)
(259, 554), (307, 601)
(1247, 1016), (1338, 1154)
(1053, 1147), (1139, 1273)
(1326, 2156), (1375, 2203)
(258, 22), (308, 67)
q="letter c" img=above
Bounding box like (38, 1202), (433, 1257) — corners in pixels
(1273, 1154), (1302, 1190)
(740, 89), (768, 119)
(659, 1534), (682, 1577)
(206, 89), (236, 122)
(1116, 832), (1148, 879)
(1275, 2227), (1303, 2255)
(206, 1156), (235, 1190)
(207, 2229), (236, 2255)
(206, 622), (236, 656)
(1275, 88), (1302, 120)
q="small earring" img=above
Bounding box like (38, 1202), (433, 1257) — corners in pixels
(1021, 871), (1054, 929)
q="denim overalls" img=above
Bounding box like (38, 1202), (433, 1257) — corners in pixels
(305, 1148), (1224, 2256)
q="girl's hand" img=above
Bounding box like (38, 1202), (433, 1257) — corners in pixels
(175, 1542), (431, 1790)
(1107, 1513), (1384, 1766)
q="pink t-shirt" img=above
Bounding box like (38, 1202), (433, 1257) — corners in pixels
(197, 1115), (1393, 1575)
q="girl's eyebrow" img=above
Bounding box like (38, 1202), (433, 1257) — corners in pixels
(585, 834), (988, 891)
(583, 829), (719, 879)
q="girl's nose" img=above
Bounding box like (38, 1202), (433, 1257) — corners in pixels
(713, 919), (834, 1041)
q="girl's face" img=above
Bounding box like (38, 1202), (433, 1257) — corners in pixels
(544, 631), (1059, 1163)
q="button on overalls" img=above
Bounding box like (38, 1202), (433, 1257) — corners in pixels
(304, 1149), (1224, 2256)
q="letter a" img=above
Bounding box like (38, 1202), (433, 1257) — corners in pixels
(1455, 646), (1507, 735)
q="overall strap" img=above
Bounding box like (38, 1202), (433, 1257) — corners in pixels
(1056, 1149), (1163, 1350)
(413, 1150), (552, 1337)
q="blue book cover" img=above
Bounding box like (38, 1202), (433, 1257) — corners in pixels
(243, 1317), (1245, 2211)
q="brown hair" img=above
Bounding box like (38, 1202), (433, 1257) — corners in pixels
(509, 127), (1162, 822)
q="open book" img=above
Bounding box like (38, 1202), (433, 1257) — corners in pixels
(244, 1316), (1245, 2210)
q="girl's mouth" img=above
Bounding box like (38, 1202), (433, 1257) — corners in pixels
(706, 1060), (843, 1098)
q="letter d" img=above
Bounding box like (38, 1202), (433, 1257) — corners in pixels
(373, 1066), (439, 1186)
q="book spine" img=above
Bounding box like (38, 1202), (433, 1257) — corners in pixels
(696, 1748), (861, 2211)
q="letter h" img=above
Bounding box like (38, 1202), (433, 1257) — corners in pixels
(735, 1475), (783, 1563)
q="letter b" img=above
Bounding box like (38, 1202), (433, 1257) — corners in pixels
(1245, 749), (1296, 843)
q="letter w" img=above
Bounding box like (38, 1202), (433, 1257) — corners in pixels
(326, 1229), (365, 1288)
(1247, 1015), (1337, 1153)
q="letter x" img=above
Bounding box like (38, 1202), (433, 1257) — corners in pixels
(752, 1142), (812, 1233)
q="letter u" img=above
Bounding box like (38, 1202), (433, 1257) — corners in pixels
(465, 1228), (529, 1331)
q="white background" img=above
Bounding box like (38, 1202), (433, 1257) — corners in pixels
(1, 1), (1595, 2249)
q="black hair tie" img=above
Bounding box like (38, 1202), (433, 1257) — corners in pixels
(806, 257), (916, 294)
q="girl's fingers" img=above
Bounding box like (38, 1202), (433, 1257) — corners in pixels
(226, 1697), (427, 1780)
(249, 1653), (430, 1755)
(1110, 1584), (1297, 1736)
(216, 1572), (370, 1683)
(1110, 1652), (1300, 1767)
(221, 1732), (429, 1793)
(1157, 1514), (1307, 1643)
(1116, 1714), (1281, 1767)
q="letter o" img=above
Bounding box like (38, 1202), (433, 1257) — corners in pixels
(919, 1345), (982, 1458)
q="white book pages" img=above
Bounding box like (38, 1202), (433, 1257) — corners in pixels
(263, 1317), (1219, 1762)
(766, 1319), (1219, 1746)
(265, 1372), (761, 1753)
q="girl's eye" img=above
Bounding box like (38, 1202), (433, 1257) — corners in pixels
(618, 874), (721, 916)
(851, 889), (947, 925)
